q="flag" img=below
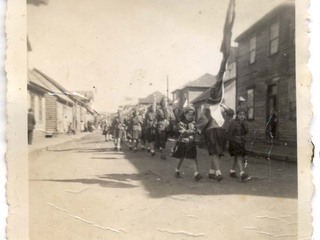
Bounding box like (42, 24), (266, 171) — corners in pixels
(207, 0), (236, 105)
(182, 92), (188, 108)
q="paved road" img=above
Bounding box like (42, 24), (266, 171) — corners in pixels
(29, 133), (297, 240)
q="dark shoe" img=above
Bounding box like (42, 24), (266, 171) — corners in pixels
(229, 172), (237, 178)
(129, 146), (133, 151)
(216, 175), (223, 182)
(194, 173), (203, 182)
(240, 173), (249, 181)
(151, 151), (155, 156)
(175, 171), (181, 178)
(147, 148), (151, 153)
(208, 173), (216, 180)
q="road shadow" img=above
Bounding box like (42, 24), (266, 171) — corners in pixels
(91, 138), (298, 199)
(34, 133), (298, 199)
(30, 178), (138, 189)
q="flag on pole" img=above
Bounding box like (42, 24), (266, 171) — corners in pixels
(207, 0), (236, 105)
(182, 92), (188, 108)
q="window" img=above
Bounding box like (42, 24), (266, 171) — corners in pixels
(270, 21), (279, 55)
(249, 36), (256, 64)
(247, 88), (254, 120)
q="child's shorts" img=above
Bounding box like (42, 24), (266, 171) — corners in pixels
(171, 141), (197, 159)
(203, 128), (226, 156)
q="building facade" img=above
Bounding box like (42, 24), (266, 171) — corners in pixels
(172, 73), (216, 110)
(235, 3), (296, 152)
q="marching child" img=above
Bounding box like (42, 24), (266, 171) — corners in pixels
(112, 110), (127, 151)
(144, 104), (157, 156)
(130, 110), (143, 152)
(201, 107), (225, 181)
(226, 107), (250, 181)
(172, 107), (202, 181)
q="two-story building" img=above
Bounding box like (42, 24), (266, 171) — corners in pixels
(235, 3), (296, 159)
(172, 73), (216, 110)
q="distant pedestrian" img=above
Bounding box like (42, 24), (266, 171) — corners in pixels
(266, 108), (278, 138)
(172, 106), (202, 181)
(129, 110), (143, 152)
(102, 117), (111, 141)
(144, 104), (157, 156)
(112, 110), (127, 151)
(139, 109), (147, 150)
(80, 120), (85, 132)
(226, 107), (250, 181)
(155, 97), (175, 159)
(28, 108), (36, 145)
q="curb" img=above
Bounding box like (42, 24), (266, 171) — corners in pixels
(28, 133), (94, 155)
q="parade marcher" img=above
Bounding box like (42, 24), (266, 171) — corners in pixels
(155, 97), (175, 159)
(139, 109), (147, 150)
(201, 107), (226, 182)
(129, 110), (143, 152)
(226, 107), (250, 181)
(171, 107), (182, 138)
(28, 108), (36, 145)
(102, 117), (111, 141)
(144, 104), (157, 156)
(172, 106), (202, 181)
(266, 108), (278, 138)
(80, 120), (85, 132)
(112, 110), (127, 151)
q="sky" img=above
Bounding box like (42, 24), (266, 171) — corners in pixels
(27, 0), (289, 112)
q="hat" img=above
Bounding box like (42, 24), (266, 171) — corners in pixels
(183, 106), (195, 114)
(238, 96), (246, 102)
(225, 108), (235, 117)
(236, 106), (247, 114)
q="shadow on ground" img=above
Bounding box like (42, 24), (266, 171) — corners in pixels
(33, 133), (298, 199)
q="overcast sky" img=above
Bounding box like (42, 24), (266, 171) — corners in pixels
(27, 0), (289, 112)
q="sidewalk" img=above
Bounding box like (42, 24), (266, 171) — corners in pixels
(246, 141), (297, 162)
(28, 131), (94, 153)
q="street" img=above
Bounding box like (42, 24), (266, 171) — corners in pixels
(29, 133), (297, 240)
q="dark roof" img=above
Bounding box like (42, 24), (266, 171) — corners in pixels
(235, 2), (295, 42)
(191, 79), (235, 104)
(172, 73), (217, 93)
(28, 69), (73, 104)
(138, 91), (172, 105)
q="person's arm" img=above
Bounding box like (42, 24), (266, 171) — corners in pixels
(178, 122), (193, 137)
(243, 121), (249, 135)
(226, 121), (236, 140)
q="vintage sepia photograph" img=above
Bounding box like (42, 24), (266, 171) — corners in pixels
(4, 0), (312, 239)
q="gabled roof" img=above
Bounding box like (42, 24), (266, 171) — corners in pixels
(28, 69), (73, 104)
(138, 91), (172, 104)
(235, 2), (295, 42)
(192, 78), (235, 104)
(172, 73), (217, 93)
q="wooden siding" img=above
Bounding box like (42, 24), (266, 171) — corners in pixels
(45, 93), (57, 133)
(236, 7), (296, 147)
